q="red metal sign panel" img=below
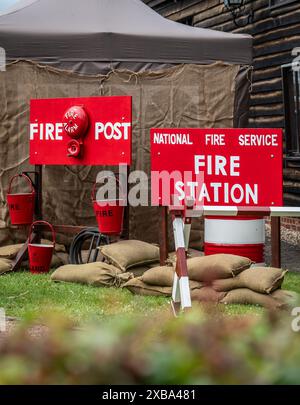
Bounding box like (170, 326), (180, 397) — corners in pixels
(30, 96), (132, 165)
(151, 128), (283, 207)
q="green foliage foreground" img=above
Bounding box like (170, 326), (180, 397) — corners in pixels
(1, 271), (300, 384)
(1, 305), (300, 385)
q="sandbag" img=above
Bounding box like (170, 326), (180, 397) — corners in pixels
(48, 253), (65, 268)
(54, 252), (69, 266)
(167, 249), (204, 266)
(0, 244), (23, 259)
(124, 261), (161, 278)
(51, 262), (133, 288)
(189, 229), (204, 251)
(100, 240), (160, 271)
(272, 289), (300, 308)
(191, 287), (225, 303)
(220, 288), (284, 309)
(189, 218), (204, 251)
(126, 265), (151, 278)
(142, 266), (175, 287)
(123, 277), (202, 297)
(187, 254), (252, 282)
(148, 261), (161, 268)
(42, 239), (66, 253)
(0, 258), (12, 275)
(188, 249), (205, 259)
(123, 278), (173, 297)
(213, 267), (287, 294)
(79, 250), (105, 263)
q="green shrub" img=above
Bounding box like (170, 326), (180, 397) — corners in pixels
(0, 305), (300, 384)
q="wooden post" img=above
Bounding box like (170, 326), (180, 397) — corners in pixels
(34, 165), (43, 220)
(34, 165), (43, 243)
(159, 206), (169, 265)
(271, 216), (281, 268)
(120, 165), (130, 240)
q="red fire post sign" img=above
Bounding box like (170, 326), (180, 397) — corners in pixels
(151, 128), (283, 207)
(30, 96), (132, 165)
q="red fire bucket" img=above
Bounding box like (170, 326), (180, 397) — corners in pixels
(92, 177), (125, 235)
(28, 221), (56, 274)
(7, 174), (35, 225)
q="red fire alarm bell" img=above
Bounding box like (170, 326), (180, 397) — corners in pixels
(62, 105), (89, 158)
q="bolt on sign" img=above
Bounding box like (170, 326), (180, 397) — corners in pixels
(30, 96), (132, 165)
(151, 128), (283, 207)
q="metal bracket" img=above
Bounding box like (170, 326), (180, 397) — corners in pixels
(11, 167), (42, 272)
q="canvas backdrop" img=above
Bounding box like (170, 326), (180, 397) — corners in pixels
(0, 60), (245, 246)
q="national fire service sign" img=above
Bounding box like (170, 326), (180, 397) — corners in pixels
(30, 96), (132, 165)
(151, 128), (283, 207)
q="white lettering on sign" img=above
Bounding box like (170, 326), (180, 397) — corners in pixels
(95, 122), (131, 141)
(189, 153), (258, 204)
(194, 155), (240, 176)
(30, 123), (63, 140)
(238, 133), (278, 146)
(30, 122), (130, 141)
(153, 132), (193, 145)
(205, 133), (225, 146)
(175, 181), (258, 205)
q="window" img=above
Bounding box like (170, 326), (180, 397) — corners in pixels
(282, 63), (300, 163)
(269, 0), (297, 9)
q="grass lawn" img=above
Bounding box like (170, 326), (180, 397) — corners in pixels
(0, 270), (300, 323)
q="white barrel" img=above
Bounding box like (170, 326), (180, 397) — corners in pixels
(204, 217), (265, 264)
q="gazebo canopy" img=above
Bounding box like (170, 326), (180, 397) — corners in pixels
(0, 0), (252, 65)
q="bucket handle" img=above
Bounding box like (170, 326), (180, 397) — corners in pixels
(28, 220), (56, 247)
(92, 175), (125, 201)
(8, 173), (35, 195)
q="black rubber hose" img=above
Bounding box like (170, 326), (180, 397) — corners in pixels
(69, 227), (109, 264)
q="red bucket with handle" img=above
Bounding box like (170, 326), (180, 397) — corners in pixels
(92, 176), (125, 235)
(7, 174), (35, 225)
(28, 221), (56, 274)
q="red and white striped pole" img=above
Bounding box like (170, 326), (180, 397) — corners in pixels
(170, 205), (300, 311)
(171, 210), (192, 313)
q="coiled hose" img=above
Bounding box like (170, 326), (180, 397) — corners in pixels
(68, 227), (109, 264)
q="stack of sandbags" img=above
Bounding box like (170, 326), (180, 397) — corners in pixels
(123, 253), (249, 299)
(124, 265), (202, 296)
(99, 240), (161, 277)
(51, 261), (133, 288)
(0, 240), (69, 274)
(50, 239), (162, 288)
(98, 239), (179, 294)
(123, 252), (298, 310)
(187, 254), (297, 310)
(214, 266), (297, 310)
